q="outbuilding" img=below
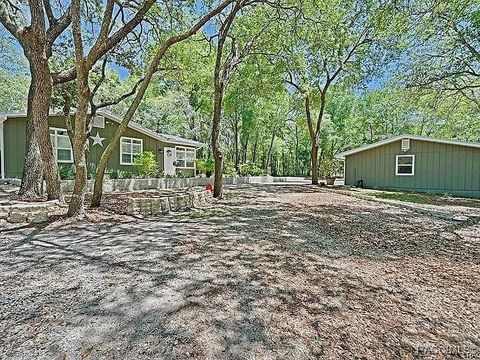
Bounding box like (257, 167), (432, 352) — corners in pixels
(335, 135), (480, 198)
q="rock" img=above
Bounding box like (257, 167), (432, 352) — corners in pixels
(126, 198), (139, 215)
(191, 192), (201, 208)
(176, 195), (189, 211)
(139, 198), (152, 215)
(151, 199), (162, 216)
(0, 211), (8, 220)
(7, 212), (28, 223)
(168, 196), (178, 211)
(452, 215), (469, 221)
(29, 212), (48, 224)
(160, 197), (170, 214)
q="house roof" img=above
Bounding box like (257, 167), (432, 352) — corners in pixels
(0, 110), (206, 149)
(335, 135), (480, 159)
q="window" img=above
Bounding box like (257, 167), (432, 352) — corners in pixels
(396, 155), (415, 176)
(92, 115), (105, 128)
(50, 128), (73, 163)
(175, 147), (195, 169)
(120, 137), (143, 165)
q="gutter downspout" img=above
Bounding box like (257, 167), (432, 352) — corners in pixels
(0, 116), (6, 179)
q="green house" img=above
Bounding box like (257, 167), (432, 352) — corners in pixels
(335, 135), (480, 198)
(0, 111), (206, 179)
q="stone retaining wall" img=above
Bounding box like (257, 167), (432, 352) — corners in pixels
(126, 189), (212, 216)
(0, 201), (62, 224)
(58, 176), (276, 193)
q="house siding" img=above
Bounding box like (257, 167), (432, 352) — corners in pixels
(4, 115), (195, 178)
(344, 139), (480, 198)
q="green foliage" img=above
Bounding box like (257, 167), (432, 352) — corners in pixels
(239, 162), (263, 176)
(196, 157), (215, 176)
(319, 158), (341, 178)
(59, 165), (75, 180)
(224, 162), (237, 177)
(107, 169), (134, 180)
(133, 151), (158, 178)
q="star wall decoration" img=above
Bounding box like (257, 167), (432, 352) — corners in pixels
(90, 132), (106, 147)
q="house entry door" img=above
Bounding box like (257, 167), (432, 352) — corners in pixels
(163, 147), (176, 175)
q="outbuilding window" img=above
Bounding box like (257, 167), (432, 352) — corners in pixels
(175, 147), (195, 169)
(50, 128), (73, 163)
(396, 155), (415, 176)
(120, 137), (143, 165)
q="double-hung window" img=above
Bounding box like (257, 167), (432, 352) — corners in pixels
(396, 155), (415, 176)
(175, 147), (195, 169)
(120, 137), (143, 165)
(50, 128), (73, 163)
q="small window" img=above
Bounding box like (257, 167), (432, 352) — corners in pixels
(92, 115), (105, 128)
(50, 128), (73, 163)
(120, 137), (143, 165)
(401, 139), (410, 152)
(175, 147), (196, 169)
(396, 155), (415, 176)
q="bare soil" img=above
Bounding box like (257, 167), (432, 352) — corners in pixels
(1, 185), (479, 359)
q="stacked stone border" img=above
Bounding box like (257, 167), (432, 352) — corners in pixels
(0, 201), (62, 224)
(126, 189), (212, 216)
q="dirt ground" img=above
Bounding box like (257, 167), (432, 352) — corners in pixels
(1, 185), (479, 359)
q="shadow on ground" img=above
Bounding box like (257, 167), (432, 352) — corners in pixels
(1, 185), (479, 359)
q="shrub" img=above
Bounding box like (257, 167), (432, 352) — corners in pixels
(119, 170), (133, 179)
(59, 165), (74, 180)
(224, 162), (237, 177)
(107, 169), (120, 179)
(196, 157), (215, 177)
(319, 157), (340, 178)
(239, 162), (263, 176)
(134, 151), (158, 178)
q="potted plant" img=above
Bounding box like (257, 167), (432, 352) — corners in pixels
(196, 158), (215, 178)
(320, 157), (337, 186)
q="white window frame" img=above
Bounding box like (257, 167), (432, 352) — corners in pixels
(92, 115), (105, 129)
(50, 127), (73, 163)
(120, 136), (143, 165)
(396, 154), (415, 176)
(175, 146), (196, 169)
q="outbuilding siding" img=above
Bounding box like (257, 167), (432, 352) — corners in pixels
(344, 139), (480, 197)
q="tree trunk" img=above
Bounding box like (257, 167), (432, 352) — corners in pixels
(233, 115), (239, 173)
(212, 83), (224, 199)
(19, 84), (43, 197)
(252, 134), (258, 163)
(67, 86), (90, 217)
(265, 129), (276, 174)
(28, 52), (62, 201)
(311, 142), (319, 185)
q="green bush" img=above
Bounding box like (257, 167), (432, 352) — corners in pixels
(196, 157), (215, 177)
(239, 162), (263, 176)
(59, 165), (74, 180)
(119, 170), (133, 179)
(224, 162), (237, 177)
(133, 151), (158, 178)
(320, 157), (340, 178)
(107, 169), (120, 179)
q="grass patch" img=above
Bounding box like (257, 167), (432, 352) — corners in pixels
(371, 192), (432, 204)
(370, 191), (480, 208)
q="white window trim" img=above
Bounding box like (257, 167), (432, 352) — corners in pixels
(50, 127), (73, 164)
(120, 136), (143, 165)
(175, 146), (196, 170)
(395, 154), (415, 176)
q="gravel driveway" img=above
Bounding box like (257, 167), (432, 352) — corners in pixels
(1, 185), (479, 359)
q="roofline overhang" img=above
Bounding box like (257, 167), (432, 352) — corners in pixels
(335, 135), (480, 159)
(0, 110), (207, 149)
